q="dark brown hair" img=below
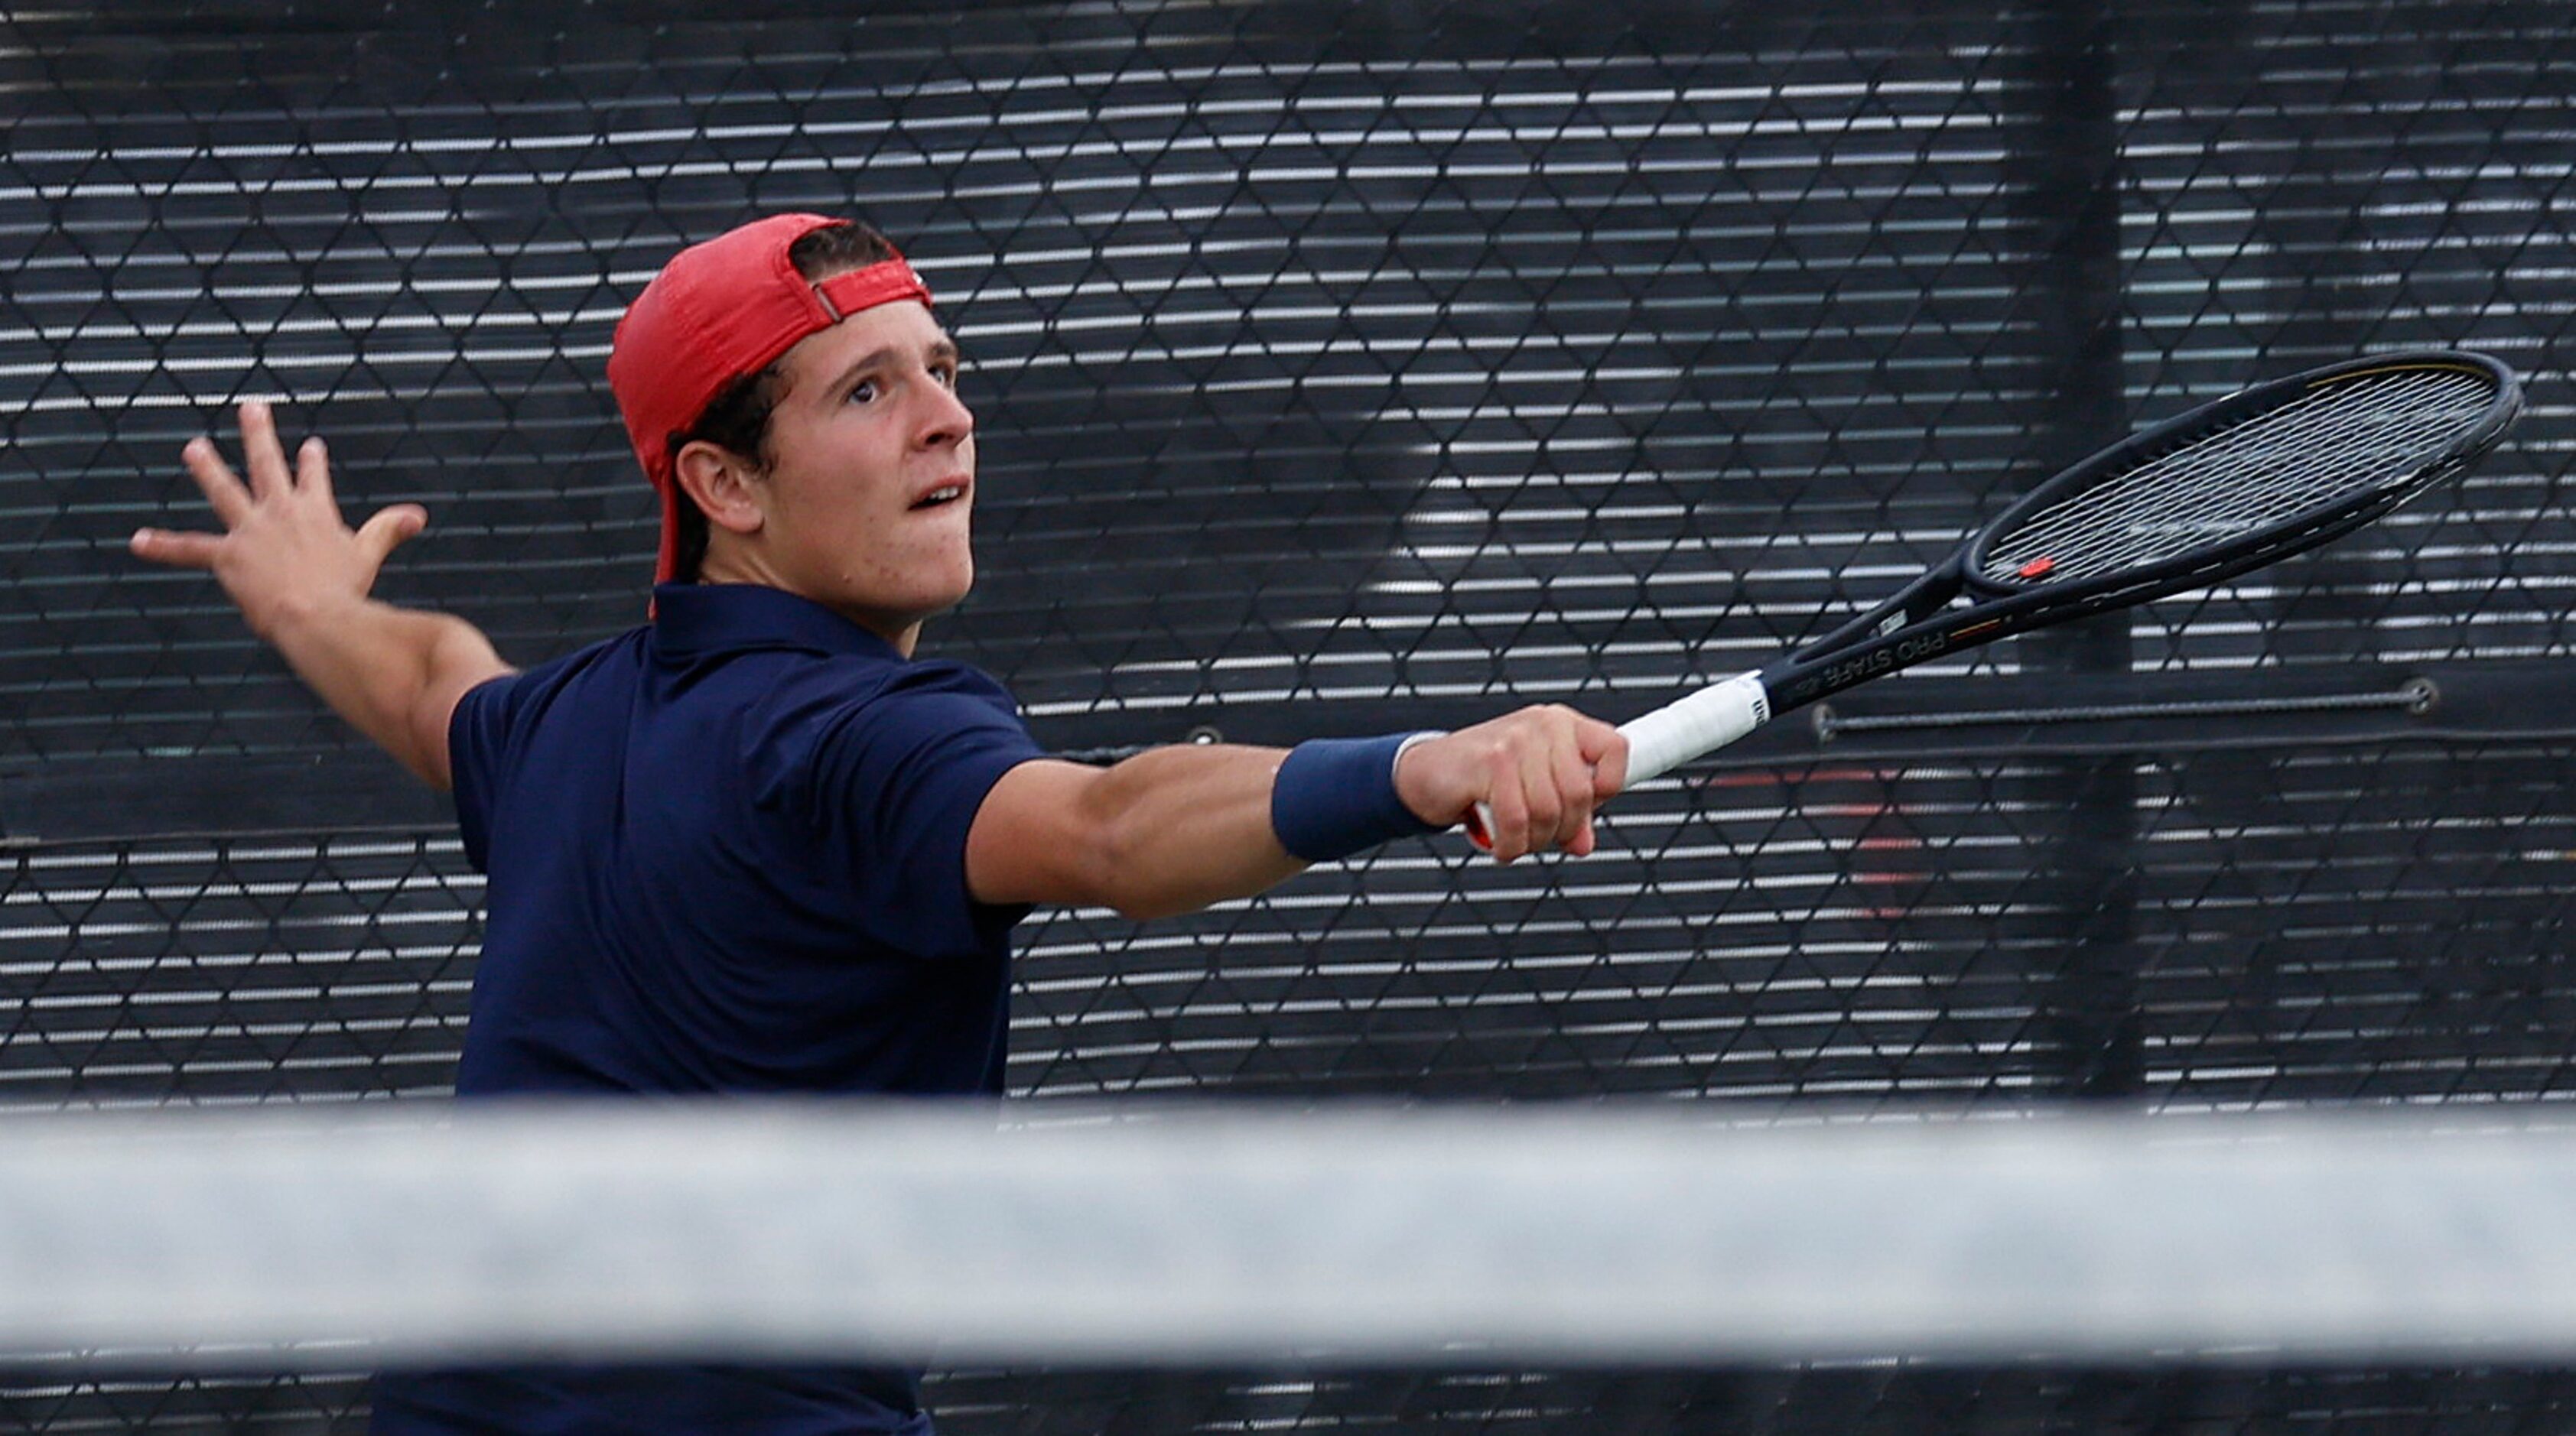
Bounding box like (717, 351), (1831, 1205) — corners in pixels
(665, 221), (904, 583)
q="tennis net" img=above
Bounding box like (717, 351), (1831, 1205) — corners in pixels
(5, 1102), (2576, 1369)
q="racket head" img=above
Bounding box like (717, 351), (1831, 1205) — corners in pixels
(1758, 351), (2521, 715)
(1964, 350), (2521, 602)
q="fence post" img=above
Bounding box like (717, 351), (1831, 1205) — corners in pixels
(2010, 0), (2143, 1100)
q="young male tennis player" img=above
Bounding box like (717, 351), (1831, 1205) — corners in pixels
(131, 212), (1626, 1433)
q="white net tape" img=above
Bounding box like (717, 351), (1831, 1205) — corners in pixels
(7, 1103), (2576, 1369)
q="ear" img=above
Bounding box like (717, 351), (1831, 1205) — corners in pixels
(672, 440), (766, 538)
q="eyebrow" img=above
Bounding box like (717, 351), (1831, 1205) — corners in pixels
(826, 336), (961, 397)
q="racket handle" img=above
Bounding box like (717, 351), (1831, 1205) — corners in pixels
(1618, 669), (1771, 787)
(1462, 671), (1772, 852)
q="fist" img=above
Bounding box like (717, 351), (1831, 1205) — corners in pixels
(1394, 706), (1628, 862)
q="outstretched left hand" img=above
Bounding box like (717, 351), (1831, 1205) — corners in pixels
(131, 399), (428, 643)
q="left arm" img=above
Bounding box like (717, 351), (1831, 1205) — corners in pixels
(128, 401), (512, 790)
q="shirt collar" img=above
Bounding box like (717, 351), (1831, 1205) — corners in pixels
(650, 583), (907, 662)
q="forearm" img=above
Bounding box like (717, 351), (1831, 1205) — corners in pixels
(264, 596), (504, 789)
(1075, 744), (1307, 920)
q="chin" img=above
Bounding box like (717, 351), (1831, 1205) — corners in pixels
(908, 560), (977, 622)
(929, 552), (974, 606)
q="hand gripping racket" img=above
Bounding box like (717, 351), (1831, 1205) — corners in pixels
(1465, 350), (2523, 850)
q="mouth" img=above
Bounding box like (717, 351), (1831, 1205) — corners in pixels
(909, 478), (971, 512)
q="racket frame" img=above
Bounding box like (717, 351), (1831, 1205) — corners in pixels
(1757, 349), (2522, 714)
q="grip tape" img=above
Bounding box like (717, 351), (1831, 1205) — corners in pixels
(1617, 671), (1771, 787)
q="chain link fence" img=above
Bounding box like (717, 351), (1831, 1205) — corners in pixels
(5, 0), (2574, 1428)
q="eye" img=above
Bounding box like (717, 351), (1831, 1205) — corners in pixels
(847, 378), (881, 405)
(932, 362), (958, 390)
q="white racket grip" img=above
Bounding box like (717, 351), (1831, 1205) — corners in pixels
(1461, 669), (1772, 851)
(1616, 670), (1771, 789)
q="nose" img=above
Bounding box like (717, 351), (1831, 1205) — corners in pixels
(918, 375), (974, 452)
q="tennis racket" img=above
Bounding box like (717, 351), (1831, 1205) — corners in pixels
(1466, 349), (2522, 849)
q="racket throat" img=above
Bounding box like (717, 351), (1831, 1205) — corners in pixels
(1797, 564), (1969, 665)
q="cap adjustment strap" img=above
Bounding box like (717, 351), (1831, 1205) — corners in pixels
(812, 259), (935, 325)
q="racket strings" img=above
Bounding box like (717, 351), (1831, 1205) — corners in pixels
(1981, 369), (2496, 584)
(1996, 370), (2490, 580)
(2084, 372), (2488, 562)
(1994, 372), (2474, 575)
(1989, 369), (2490, 580)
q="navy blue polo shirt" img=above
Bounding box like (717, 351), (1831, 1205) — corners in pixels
(370, 582), (1046, 1435)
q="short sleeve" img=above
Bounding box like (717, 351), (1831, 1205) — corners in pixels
(447, 670), (535, 872)
(792, 661), (1047, 957)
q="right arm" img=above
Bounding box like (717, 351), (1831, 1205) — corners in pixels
(965, 706), (1625, 921)
(129, 401), (512, 791)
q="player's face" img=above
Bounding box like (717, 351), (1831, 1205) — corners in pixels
(756, 301), (976, 651)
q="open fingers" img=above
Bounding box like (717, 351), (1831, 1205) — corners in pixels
(179, 435), (252, 528)
(236, 400), (292, 499)
(128, 527), (224, 570)
(298, 434), (333, 507)
(353, 504), (429, 567)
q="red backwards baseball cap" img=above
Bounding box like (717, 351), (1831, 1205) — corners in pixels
(607, 213), (935, 584)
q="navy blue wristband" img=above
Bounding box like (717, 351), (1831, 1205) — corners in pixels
(1270, 733), (1443, 862)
